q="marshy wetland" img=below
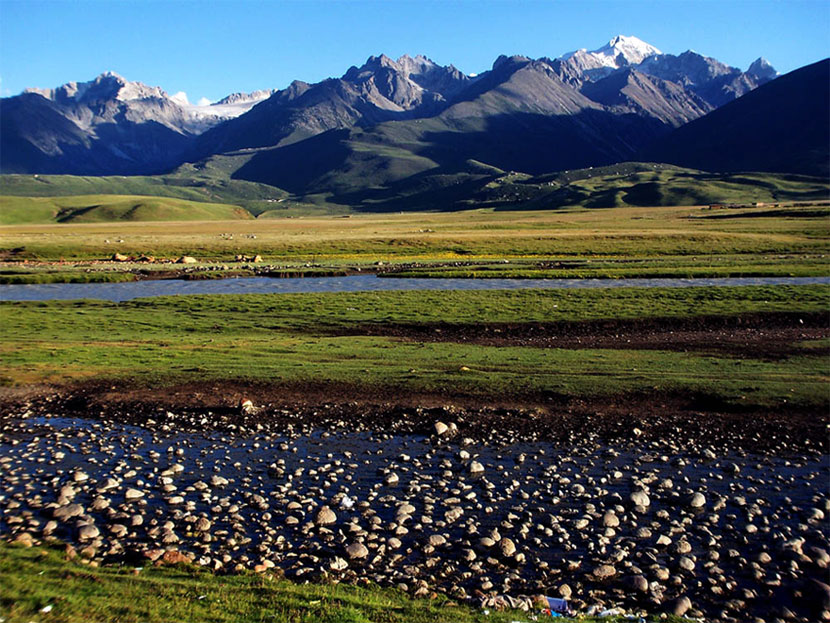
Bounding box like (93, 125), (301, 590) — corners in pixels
(0, 205), (828, 623)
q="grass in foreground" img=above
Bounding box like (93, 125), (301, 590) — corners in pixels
(1, 285), (827, 408)
(0, 543), (538, 623)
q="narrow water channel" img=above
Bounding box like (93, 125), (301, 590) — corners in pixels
(1, 274), (827, 302)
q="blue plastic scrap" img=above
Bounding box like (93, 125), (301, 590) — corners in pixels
(543, 596), (571, 616)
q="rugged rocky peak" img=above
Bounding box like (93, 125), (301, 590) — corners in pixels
(215, 89), (277, 106)
(559, 35), (661, 80)
(395, 53), (439, 76)
(634, 50), (773, 107)
(491, 54), (531, 73)
(396, 54), (471, 97)
(343, 54), (398, 81)
(25, 71), (168, 105)
(343, 53), (469, 97)
(637, 50), (738, 86)
(337, 53), (470, 109)
(747, 57), (778, 80)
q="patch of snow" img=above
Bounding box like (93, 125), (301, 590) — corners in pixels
(597, 35), (662, 65)
(559, 35), (661, 71)
(171, 91), (190, 106)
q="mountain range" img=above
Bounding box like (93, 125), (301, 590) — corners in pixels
(1, 36), (827, 209)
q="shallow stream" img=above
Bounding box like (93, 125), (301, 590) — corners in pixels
(1, 275), (827, 302)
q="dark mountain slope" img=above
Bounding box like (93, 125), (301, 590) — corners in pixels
(0, 38), (793, 181)
(228, 59), (679, 197)
(190, 55), (470, 157)
(580, 69), (711, 126)
(0, 73), (216, 175)
(0, 92), (194, 175)
(0, 94), (91, 173)
(641, 59), (830, 177)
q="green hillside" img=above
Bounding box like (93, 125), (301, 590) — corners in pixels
(1, 161), (827, 220)
(0, 195), (253, 225)
(484, 165), (830, 211)
(0, 172), (285, 206)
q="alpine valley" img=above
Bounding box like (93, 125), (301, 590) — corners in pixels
(1, 36), (828, 213)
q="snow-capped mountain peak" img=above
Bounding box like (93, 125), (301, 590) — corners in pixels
(214, 90), (277, 106)
(20, 72), (280, 137)
(25, 72), (168, 104)
(597, 35), (662, 65)
(559, 35), (661, 80)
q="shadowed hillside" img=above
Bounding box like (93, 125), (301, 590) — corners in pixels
(641, 59), (830, 177)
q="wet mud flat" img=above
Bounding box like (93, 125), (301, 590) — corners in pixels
(1, 395), (828, 622)
(337, 311), (830, 360)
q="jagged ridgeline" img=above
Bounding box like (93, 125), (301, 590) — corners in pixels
(1, 36), (827, 213)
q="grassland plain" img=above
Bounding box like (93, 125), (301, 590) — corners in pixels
(0, 173), (289, 213)
(0, 203), (828, 284)
(1, 285), (827, 409)
(0, 286), (827, 623)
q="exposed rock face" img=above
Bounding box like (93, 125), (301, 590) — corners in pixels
(581, 68), (711, 127)
(635, 50), (774, 107)
(1, 72), (271, 175)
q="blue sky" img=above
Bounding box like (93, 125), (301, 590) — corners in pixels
(1, 0), (827, 103)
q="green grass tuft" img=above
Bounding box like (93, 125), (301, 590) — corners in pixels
(0, 542), (536, 623)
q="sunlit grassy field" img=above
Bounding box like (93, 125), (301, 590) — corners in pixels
(1, 285), (827, 408)
(1, 204), (828, 277)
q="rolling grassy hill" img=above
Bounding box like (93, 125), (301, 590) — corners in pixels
(0, 195), (253, 225)
(0, 162), (827, 223)
(486, 164), (830, 211)
(0, 172), (285, 207)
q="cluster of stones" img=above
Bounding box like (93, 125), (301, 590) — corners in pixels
(1, 409), (828, 623)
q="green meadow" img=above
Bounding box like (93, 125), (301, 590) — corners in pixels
(0, 201), (828, 284)
(1, 285), (827, 408)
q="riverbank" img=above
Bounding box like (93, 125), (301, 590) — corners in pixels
(1, 385), (827, 623)
(1, 283), (827, 622)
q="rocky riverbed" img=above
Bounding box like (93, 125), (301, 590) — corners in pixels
(1, 398), (828, 623)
